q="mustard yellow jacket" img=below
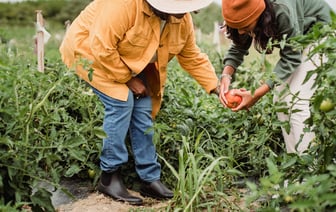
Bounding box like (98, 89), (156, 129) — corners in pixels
(59, 0), (218, 118)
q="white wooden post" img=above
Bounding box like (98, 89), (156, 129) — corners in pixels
(65, 20), (71, 32)
(36, 10), (44, 73)
(213, 21), (220, 53)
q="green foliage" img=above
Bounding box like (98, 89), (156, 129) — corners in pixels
(155, 57), (283, 178)
(0, 12), (335, 211)
(191, 3), (223, 34)
(0, 41), (102, 210)
(0, 0), (91, 25)
(244, 15), (336, 211)
(246, 156), (336, 211)
(0, 1), (222, 34)
(291, 18), (336, 171)
(158, 133), (240, 211)
(151, 57), (284, 211)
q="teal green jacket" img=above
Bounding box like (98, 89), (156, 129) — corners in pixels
(223, 0), (332, 88)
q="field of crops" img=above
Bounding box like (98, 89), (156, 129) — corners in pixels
(1, 3), (336, 211)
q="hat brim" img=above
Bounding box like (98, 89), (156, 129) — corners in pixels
(146, 0), (213, 14)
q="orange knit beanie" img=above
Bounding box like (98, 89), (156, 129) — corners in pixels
(222, 0), (266, 29)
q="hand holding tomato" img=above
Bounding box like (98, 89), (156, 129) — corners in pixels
(223, 88), (259, 111)
(224, 89), (242, 109)
(220, 85), (269, 111)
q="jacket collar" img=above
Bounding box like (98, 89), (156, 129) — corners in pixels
(169, 16), (183, 23)
(143, 0), (182, 23)
(143, 0), (153, 17)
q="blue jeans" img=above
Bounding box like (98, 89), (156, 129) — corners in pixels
(92, 87), (161, 182)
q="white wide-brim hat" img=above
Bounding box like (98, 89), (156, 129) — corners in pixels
(146, 0), (214, 14)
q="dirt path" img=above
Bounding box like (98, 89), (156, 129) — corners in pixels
(56, 191), (170, 212)
(52, 178), (251, 211)
(51, 178), (170, 212)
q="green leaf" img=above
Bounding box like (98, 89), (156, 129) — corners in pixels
(68, 149), (85, 162)
(31, 188), (55, 212)
(282, 157), (297, 169)
(93, 127), (107, 139)
(266, 158), (278, 176)
(64, 164), (81, 177)
(88, 68), (94, 81)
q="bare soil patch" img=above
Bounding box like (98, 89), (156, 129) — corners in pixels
(52, 178), (170, 212)
(57, 191), (170, 212)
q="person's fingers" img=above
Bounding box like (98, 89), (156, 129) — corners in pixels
(231, 104), (243, 111)
(231, 89), (244, 96)
(219, 92), (228, 107)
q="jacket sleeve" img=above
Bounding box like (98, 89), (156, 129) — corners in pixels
(176, 16), (218, 93)
(269, 8), (302, 88)
(89, 1), (133, 83)
(223, 35), (252, 70)
(303, 0), (332, 32)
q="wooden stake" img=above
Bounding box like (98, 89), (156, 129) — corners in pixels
(36, 10), (44, 73)
(213, 21), (220, 53)
(65, 20), (71, 32)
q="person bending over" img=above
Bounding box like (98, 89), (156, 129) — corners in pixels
(60, 0), (219, 205)
(219, 0), (332, 154)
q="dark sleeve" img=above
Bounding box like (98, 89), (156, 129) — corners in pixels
(267, 7), (302, 88)
(223, 34), (252, 70)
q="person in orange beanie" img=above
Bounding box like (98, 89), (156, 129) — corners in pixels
(219, 0), (332, 154)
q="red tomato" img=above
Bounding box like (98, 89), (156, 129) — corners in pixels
(225, 90), (242, 108)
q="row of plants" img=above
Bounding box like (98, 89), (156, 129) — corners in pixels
(0, 0), (91, 26)
(0, 13), (335, 212)
(0, 35), (104, 211)
(0, 0), (222, 34)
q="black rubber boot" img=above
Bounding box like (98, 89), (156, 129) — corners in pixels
(97, 170), (143, 205)
(140, 180), (174, 199)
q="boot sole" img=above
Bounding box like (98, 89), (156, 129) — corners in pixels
(97, 187), (143, 205)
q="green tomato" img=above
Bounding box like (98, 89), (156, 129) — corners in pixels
(319, 98), (334, 112)
(284, 195), (293, 203)
(88, 169), (96, 179)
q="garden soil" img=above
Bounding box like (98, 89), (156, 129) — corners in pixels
(53, 178), (249, 211)
(52, 178), (170, 212)
(56, 192), (169, 212)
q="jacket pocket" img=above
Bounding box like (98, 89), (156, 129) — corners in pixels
(118, 30), (150, 57)
(125, 30), (149, 47)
